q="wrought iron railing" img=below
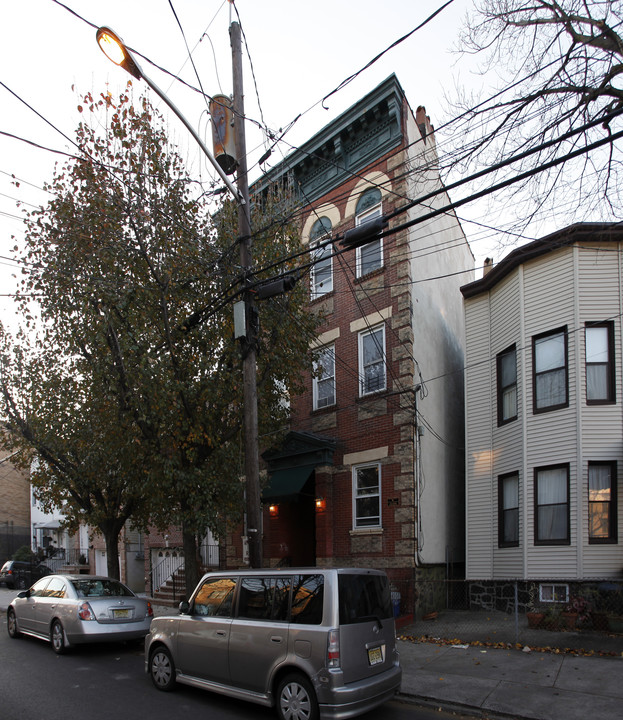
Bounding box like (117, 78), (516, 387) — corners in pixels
(149, 544), (220, 598)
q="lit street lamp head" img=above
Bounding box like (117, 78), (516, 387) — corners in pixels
(96, 26), (143, 81)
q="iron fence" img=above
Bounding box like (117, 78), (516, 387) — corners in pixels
(391, 578), (623, 653)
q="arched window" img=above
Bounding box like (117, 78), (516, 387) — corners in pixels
(355, 188), (383, 277)
(310, 217), (333, 298)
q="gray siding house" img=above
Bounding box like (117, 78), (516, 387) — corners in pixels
(461, 223), (623, 583)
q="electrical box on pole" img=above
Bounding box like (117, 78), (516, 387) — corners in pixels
(210, 94), (237, 175)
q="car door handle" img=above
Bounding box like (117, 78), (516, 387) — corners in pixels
(215, 630), (227, 637)
(270, 636), (283, 644)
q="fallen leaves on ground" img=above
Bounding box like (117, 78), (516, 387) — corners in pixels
(397, 633), (621, 658)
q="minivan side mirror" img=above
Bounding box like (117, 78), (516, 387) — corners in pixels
(178, 600), (190, 615)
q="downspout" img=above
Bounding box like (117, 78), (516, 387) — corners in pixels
(414, 384), (423, 567)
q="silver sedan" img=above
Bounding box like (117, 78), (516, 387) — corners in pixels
(7, 574), (153, 653)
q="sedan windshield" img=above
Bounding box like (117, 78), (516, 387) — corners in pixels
(71, 578), (134, 598)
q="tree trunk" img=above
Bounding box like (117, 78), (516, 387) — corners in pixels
(182, 524), (200, 600)
(104, 529), (121, 580)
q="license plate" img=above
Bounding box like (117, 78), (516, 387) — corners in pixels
(367, 645), (384, 666)
(113, 609), (130, 619)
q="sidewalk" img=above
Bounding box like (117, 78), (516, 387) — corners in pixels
(396, 629), (623, 720)
(2, 588), (622, 720)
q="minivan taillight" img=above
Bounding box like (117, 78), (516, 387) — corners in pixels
(327, 629), (340, 668)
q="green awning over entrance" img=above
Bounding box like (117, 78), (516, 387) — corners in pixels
(262, 465), (315, 501)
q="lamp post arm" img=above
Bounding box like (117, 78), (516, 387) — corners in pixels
(140, 71), (244, 205)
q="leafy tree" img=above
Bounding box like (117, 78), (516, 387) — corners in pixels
(448, 0), (623, 236)
(0, 85), (317, 590)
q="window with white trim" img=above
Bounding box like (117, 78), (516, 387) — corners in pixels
(359, 325), (386, 396)
(313, 344), (336, 410)
(353, 463), (381, 528)
(355, 189), (383, 277)
(539, 583), (569, 603)
(309, 217), (333, 299)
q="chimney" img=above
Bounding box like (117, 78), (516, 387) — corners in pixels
(483, 257), (494, 276)
(415, 106), (434, 145)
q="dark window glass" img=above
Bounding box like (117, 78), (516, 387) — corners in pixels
(193, 577), (236, 617)
(72, 578), (134, 598)
(338, 573), (392, 624)
(237, 576), (290, 622)
(588, 462), (618, 543)
(291, 574), (324, 625)
(498, 473), (519, 547)
(535, 465), (570, 544)
(497, 346), (517, 424)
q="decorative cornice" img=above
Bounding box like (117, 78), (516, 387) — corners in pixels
(253, 75), (405, 204)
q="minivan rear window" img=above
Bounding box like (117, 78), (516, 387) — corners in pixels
(338, 574), (392, 624)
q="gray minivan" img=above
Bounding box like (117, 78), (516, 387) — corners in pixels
(145, 567), (401, 720)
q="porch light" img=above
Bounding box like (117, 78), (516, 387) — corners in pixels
(315, 497), (326, 512)
(268, 504), (279, 518)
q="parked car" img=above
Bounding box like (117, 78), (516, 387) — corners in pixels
(0, 560), (51, 589)
(7, 574), (153, 653)
(145, 567), (401, 720)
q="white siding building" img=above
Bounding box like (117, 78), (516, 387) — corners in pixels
(462, 224), (623, 582)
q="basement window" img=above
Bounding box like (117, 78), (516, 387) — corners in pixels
(539, 583), (568, 604)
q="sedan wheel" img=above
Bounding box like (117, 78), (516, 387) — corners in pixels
(277, 673), (318, 720)
(7, 609), (20, 638)
(150, 647), (176, 691)
(51, 620), (67, 655)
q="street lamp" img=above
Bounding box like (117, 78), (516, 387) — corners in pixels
(96, 26), (243, 206)
(96, 24), (263, 568)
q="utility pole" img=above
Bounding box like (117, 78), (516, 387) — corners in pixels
(231, 21), (262, 568)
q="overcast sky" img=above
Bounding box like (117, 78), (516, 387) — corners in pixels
(0, 0), (495, 332)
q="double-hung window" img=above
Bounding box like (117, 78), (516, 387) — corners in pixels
(353, 463), (381, 528)
(534, 464), (570, 545)
(588, 461), (617, 543)
(497, 345), (517, 425)
(533, 328), (568, 412)
(498, 472), (519, 547)
(313, 344), (335, 410)
(355, 188), (383, 277)
(586, 322), (615, 403)
(359, 325), (386, 396)
(309, 217), (333, 299)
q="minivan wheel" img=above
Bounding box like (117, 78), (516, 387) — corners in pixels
(51, 620), (67, 654)
(276, 673), (318, 720)
(7, 609), (20, 638)
(150, 646), (176, 691)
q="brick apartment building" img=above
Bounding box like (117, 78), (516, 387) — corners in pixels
(0, 429), (31, 560)
(222, 74), (474, 601)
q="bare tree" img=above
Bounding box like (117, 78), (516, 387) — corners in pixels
(445, 0), (623, 238)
